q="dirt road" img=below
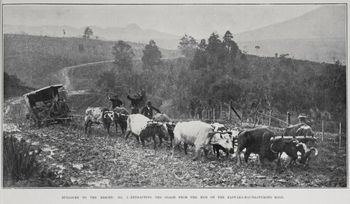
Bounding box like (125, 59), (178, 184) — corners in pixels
(59, 60), (114, 93)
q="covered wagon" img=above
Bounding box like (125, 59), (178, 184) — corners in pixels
(23, 84), (71, 127)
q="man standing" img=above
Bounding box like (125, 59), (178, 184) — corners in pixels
(127, 89), (145, 114)
(141, 101), (161, 119)
(108, 95), (123, 109)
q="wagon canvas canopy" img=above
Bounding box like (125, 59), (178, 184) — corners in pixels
(23, 84), (63, 107)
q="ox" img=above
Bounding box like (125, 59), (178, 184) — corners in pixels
(210, 122), (241, 158)
(270, 138), (318, 167)
(153, 113), (175, 144)
(84, 107), (114, 135)
(296, 142), (318, 166)
(213, 129), (240, 158)
(139, 121), (169, 149)
(270, 138), (301, 167)
(125, 114), (170, 148)
(113, 106), (129, 134)
(236, 127), (278, 165)
(172, 121), (234, 161)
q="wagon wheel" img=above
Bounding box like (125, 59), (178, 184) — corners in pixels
(42, 113), (54, 127)
(30, 115), (41, 128)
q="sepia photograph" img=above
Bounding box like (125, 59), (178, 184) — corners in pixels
(1, 0), (348, 198)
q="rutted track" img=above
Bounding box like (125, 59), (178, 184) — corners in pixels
(59, 60), (114, 94)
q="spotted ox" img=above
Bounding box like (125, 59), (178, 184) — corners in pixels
(270, 138), (318, 168)
(84, 107), (114, 135)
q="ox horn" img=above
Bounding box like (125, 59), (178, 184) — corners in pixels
(310, 147), (318, 156)
(270, 143), (278, 154)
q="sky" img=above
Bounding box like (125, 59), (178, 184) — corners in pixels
(3, 4), (321, 38)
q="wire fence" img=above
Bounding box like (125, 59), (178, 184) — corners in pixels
(187, 102), (345, 149)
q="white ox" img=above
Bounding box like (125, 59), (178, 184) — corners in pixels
(125, 114), (151, 141)
(172, 121), (234, 160)
(84, 107), (115, 135)
(125, 114), (170, 144)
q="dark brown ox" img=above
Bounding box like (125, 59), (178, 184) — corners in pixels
(113, 106), (129, 134)
(270, 138), (301, 167)
(236, 128), (278, 165)
(139, 121), (169, 149)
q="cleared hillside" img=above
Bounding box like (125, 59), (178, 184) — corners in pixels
(4, 34), (181, 88)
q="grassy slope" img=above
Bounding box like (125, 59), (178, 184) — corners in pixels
(4, 34), (181, 89)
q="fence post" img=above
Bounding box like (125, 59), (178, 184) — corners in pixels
(321, 120), (324, 142)
(228, 104), (231, 121)
(213, 108), (215, 121)
(339, 122), (342, 149)
(220, 103), (223, 120)
(269, 110), (272, 126)
(287, 112), (291, 126)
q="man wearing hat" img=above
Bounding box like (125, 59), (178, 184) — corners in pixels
(127, 89), (146, 114)
(298, 114), (307, 123)
(108, 94), (123, 110)
(141, 101), (161, 119)
(298, 113), (313, 126)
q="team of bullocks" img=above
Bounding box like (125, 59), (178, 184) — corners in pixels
(84, 89), (318, 169)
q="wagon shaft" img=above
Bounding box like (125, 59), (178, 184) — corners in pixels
(270, 135), (317, 142)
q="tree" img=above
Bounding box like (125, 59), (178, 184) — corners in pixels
(112, 40), (135, 72)
(178, 34), (197, 59)
(83, 27), (93, 39)
(142, 40), (162, 70)
(206, 32), (225, 69)
(207, 33), (222, 54)
(255, 45), (260, 55)
(191, 39), (208, 70)
(198, 39), (207, 51)
(223, 30), (239, 59)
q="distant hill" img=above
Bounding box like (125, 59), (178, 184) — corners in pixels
(235, 5), (346, 63)
(237, 38), (345, 64)
(4, 24), (181, 50)
(4, 34), (181, 88)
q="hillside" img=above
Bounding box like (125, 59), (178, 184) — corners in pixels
(4, 34), (181, 88)
(237, 38), (346, 63)
(235, 5), (346, 63)
(4, 23), (181, 49)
